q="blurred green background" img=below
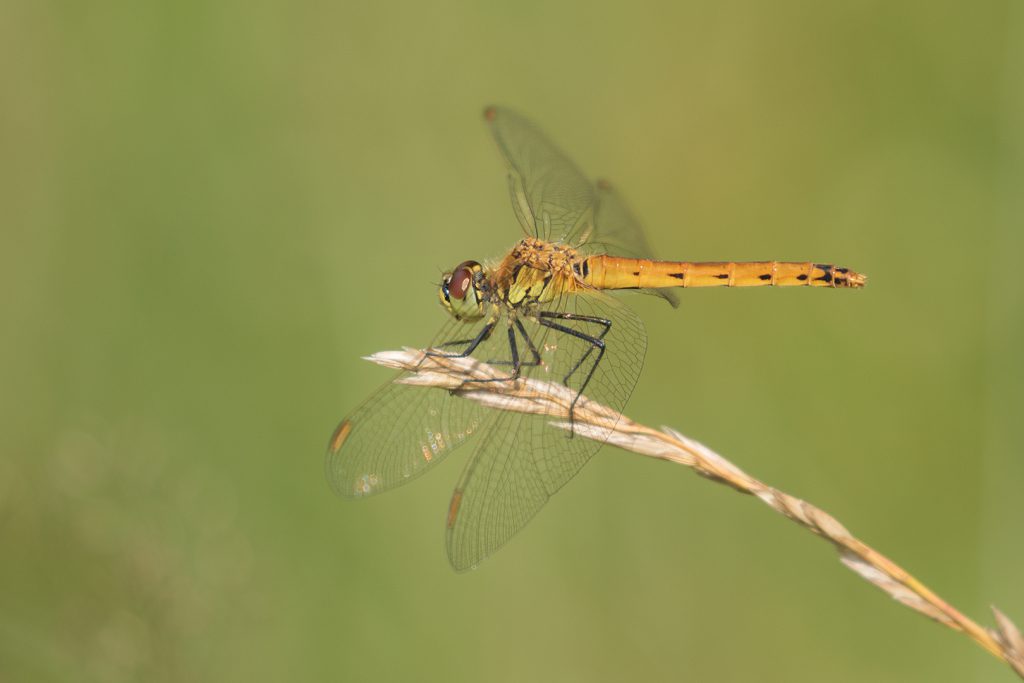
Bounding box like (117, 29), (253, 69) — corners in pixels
(2, 1), (1022, 681)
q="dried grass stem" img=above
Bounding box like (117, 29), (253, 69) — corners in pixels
(369, 348), (1024, 677)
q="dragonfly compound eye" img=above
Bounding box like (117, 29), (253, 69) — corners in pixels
(438, 261), (485, 321)
(448, 267), (474, 301)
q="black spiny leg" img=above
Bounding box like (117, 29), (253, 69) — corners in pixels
(427, 320), (496, 359)
(537, 312), (610, 433)
(498, 325), (521, 379)
(462, 316), (546, 386)
(539, 312), (612, 387)
(457, 324), (524, 388)
(487, 318), (542, 370)
(512, 319), (544, 370)
(423, 321), (498, 390)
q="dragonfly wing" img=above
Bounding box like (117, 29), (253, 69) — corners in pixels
(485, 109), (678, 306)
(590, 180), (679, 307)
(326, 377), (490, 498)
(445, 289), (647, 570)
(484, 106), (598, 243)
(326, 320), (492, 498)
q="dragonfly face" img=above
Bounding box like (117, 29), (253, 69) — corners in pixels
(439, 260), (487, 321)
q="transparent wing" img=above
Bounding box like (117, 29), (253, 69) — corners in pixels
(484, 106), (598, 243)
(325, 318), (492, 498)
(484, 109), (678, 305)
(590, 180), (670, 259)
(445, 289), (647, 570)
(589, 180), (680, 307)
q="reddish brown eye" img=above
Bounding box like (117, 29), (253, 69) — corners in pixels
(448, 267), (473, 300)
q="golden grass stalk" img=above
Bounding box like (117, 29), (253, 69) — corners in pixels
(368, 347), (1024, 678)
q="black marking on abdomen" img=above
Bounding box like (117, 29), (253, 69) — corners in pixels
(631, 271), (639, 276)
(714, 273), (729, 280)
(581, 259), (590, 278)
(797, 273), (808, 282)
(759, 273), (772, 281)
(668, 272), (685, 280)
(813, 264), (833, 283)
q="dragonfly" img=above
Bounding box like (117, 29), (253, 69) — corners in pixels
(326, 106), (865, 571)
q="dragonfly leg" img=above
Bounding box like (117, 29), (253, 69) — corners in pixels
(537, 313), (609, 433)
(436, 338), (477, 349)
(514, 317), (543, 366)
(426, 320), (496, 359)
(538, 312), (611, 385)
(455, 324), (526, 390)
(479, 326), (522, 379)
(460, 317), (545, 387)
(487, 318), (542, 369)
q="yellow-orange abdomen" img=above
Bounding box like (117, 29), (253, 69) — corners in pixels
(583, 257), (866, 290)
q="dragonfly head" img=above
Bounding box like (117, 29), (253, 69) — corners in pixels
(439, 260), (486, 321)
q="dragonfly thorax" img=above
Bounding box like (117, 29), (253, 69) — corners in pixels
(439, 260), (488, 321)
